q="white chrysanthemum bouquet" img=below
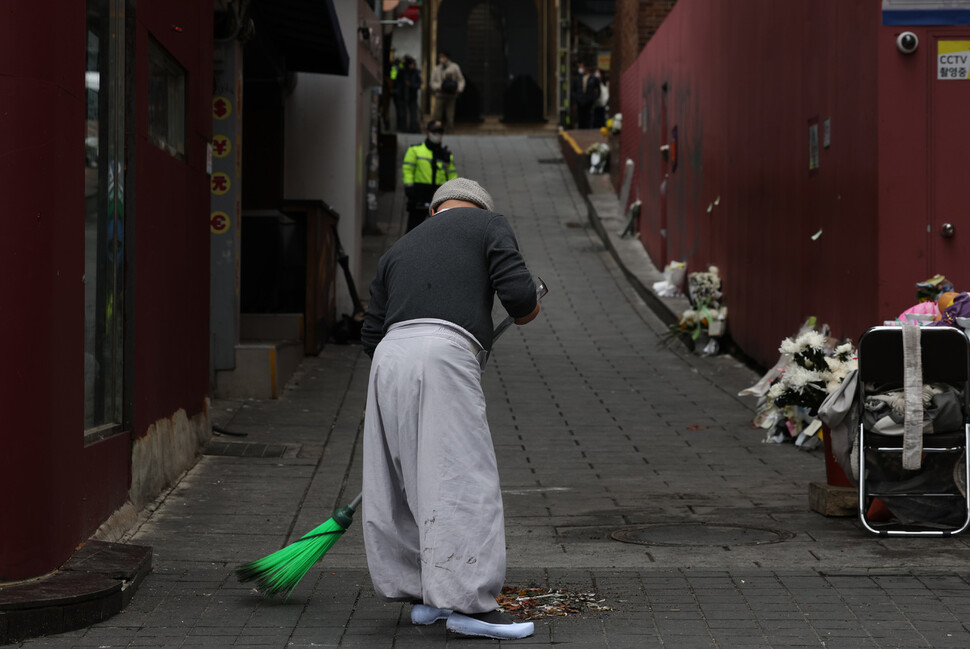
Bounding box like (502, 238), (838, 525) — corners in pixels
(767, 332), (857, 417)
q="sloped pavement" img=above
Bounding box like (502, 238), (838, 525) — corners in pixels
(18, 133), (970, 648)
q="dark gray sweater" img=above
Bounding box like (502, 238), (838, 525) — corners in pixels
(362, 207), (537, 356)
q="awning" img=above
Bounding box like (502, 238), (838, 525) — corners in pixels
(574, 13), (613, 33)
(572, 0), (616, 34)
(252, 0), (349, 76)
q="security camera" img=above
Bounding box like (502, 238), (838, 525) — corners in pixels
(896, 31), (919, 54)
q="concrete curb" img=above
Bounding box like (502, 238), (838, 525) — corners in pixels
(557, 131), (766, 415)
(0, 542), (151, 645)
(557, 132), (690, 329)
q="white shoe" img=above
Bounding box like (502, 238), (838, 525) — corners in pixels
(446, 609), (535, 639)
(411, 603), (453, 625)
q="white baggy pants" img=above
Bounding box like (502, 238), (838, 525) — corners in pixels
(362, 320), (505, 614)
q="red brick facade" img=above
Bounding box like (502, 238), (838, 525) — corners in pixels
(610, 0), (676, 192)
(639, 0), (677, 43)
(612, 0), (677, 76)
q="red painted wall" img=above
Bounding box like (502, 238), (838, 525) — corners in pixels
(131, 2), (213, 436)
(0, 0), (211, 580)
(619, 0), (922, 368)
(877, 23), (970, 320)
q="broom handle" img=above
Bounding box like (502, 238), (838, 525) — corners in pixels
(492, 277), (548, 341)
(348, 492), (363, 510)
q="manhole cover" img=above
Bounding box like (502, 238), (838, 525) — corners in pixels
(611, 523), (793, 547)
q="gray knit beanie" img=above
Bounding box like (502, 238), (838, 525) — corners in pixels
(430, 178), (495, 213)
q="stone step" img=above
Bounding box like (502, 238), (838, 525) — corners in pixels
(0, 541), (151, 645)
(240, 313), (304, 343)
(214, 340), (305, 400)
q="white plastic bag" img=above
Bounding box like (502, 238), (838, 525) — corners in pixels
(654, 261), (686, 297)
(664, 261), (686, 292)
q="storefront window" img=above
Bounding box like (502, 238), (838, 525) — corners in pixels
(84, 0), (125, 437)
(148, 37), (186, 159)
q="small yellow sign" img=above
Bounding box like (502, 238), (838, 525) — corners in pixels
(210, 211), (230, 234)
(938, 41), (970, 80)
(211, 172), (231, 195)
(212, 135), (231, 158)
(213, 96), (232, 119)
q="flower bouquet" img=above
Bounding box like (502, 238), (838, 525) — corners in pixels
(586, 142), (609, 174)
(767, 333), (855, 413)
(666, 305), (728, 352)
(688, 266), (722, 310)
(749, 323), (857, 447)
(663, 266), (727, 354)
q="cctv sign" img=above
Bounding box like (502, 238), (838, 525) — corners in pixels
(938, 41), (970, 80)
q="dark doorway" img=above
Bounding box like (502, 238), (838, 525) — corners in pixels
(466, 3), (507, 115)
(437, 0), (539, 122)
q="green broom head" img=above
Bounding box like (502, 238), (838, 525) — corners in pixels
(235, 502), (358, 599)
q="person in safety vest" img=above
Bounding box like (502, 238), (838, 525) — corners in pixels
(401, 119), (457, 232)
(390, 56), (421, 133)
(389, 57), (406, 132)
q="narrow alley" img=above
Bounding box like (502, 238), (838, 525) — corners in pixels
(21, 134), (970, 649)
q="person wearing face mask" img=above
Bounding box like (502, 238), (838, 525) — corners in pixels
(570, 61), (585, 127)
(401, 120), (458, 232)
(572, 61), (600, 129)
(592, 68), (609, 128)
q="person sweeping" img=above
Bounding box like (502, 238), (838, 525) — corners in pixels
(360, 178), (540, 640)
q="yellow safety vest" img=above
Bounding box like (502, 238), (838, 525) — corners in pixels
(402, 142), (457, 187)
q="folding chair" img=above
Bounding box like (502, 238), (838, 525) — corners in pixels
(857, 325), (970, 536)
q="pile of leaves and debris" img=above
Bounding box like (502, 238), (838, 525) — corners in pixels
(497, 585), (612, 620)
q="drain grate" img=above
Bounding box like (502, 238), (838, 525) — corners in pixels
(611, 523), (793, 547)
(204, 441), (289, 458)
(537, 157), (565, 164)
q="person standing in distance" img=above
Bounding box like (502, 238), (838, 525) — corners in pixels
(574, 61), (600, 129)
(389, 56), (406, 132)
(430, 50), (465, 132)
(401, 119), (457, 232)
(400, 55), (422, 133)
(360, 178), (540, 640)
(592, 68), (609, 129)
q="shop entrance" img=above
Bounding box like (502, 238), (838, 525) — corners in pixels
(465, 2), (507, 116)
(436, 0), (540, 122)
